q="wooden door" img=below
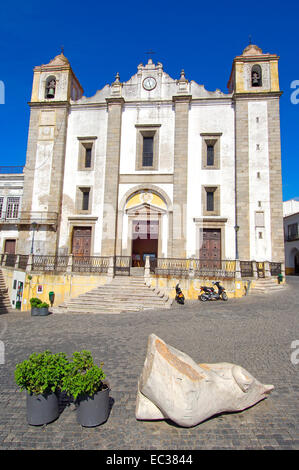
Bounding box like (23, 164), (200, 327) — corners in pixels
(132, 220), (158, 267)
(4, 239), (16, 254)
(72, 227), (91, 256)
(199, 229), (221, 268)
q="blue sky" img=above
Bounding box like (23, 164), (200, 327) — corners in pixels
(0, 0), (298, 201)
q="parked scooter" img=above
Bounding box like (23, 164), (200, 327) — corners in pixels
(198, 281), (228, 301)
(175, 283), (185, 305)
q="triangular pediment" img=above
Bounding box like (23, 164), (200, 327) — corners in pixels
(126, 202), (166, 215)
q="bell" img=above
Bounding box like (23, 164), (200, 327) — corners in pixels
(252, 72), (260, 86)
(47, 87), (55, 98)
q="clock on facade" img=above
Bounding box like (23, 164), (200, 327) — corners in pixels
(143, 77), (157, 91)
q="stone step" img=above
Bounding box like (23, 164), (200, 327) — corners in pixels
(250, 279), (286, 293)
(54, 275), (170, 314)
(68, 292), (167, 301)
(0, 268), (11, 310)
(66, 299), (167, 307)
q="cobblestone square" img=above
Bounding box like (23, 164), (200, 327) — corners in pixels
(0, 277), (298, 450)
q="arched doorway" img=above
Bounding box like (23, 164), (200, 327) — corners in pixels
(117, 187), (172, 265)
(288, 247), (299, 275)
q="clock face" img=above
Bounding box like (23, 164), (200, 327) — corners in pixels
(143, 77), (157, 91)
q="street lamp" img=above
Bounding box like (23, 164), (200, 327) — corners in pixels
(234, 225), (240, 260)
(30, 222), (37, 254)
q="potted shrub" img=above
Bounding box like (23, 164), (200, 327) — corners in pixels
(61, 350), (110, 427)
(15, 350), (70, 426)
(30, 298), (50, 316)
(39, 302), (50, 316)
(30, 297), (42, 316)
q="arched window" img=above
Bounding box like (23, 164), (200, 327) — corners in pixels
(251, 65), (262, 87)
(45, 76), (56, 99)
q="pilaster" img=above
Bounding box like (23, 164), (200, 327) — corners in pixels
(234, 98), (250, 260)
(267, 98), (284, 262)
(172, 94), (191, 258)
(101, 97), (125, 256)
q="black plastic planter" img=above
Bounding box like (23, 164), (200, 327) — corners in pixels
(39, 307), (49, 316)
(76, 386), (110, 427)
(31, 307), (49, 316)
(26, 392), (59, 425)
(31, 307), (40, 316)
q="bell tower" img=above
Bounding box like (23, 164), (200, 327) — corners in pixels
(228, 43), (280, 95)
(19, 52), (83, 255)
(228, 44), (284, 264)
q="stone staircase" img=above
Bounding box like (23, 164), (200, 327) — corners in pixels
(0, 269), (12, 314)
(249, 277), (286, 294)
(52, 276), (173, 314)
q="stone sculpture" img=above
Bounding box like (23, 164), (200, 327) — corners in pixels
(136, 334), (274, 427)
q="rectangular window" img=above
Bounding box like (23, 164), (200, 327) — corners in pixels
(77, 137), (97, 171)
(207, 145), (215, 166)
(82, 190), (90, 211)
(288, 223), (299, 241)
(142, 136), (154, 167)
(202, 186), (219, 216)
(206, 191), (214, 212)
(0, 197), (3, 218)
(6, 197), (20, 219)
(85, 147), (92, 168)
(201, 133), (222, 169)
(76, 187), (92, 213)
(135, 124), (160, 171)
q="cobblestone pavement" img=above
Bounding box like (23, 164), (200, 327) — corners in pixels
(0, 277), (298, 450)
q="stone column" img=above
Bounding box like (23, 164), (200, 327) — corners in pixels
(235, 259), (242, 279)
(264, 261), (271, 278)
(101, 97), (124, 256)
(267, 98), (284, 263)
(14, 255), (20, 269)
(172, 95), (191, 258)
(108, 255), (115, 278)
(66, 254), (73, 273)
(234, 98), (250, 260)
(144, 255), (150, 283)
(26, 254), (33, 272)
(252, 261), (258, 279)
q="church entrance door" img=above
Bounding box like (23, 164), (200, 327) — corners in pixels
(199, 229), (221, 267)
(132, 220), (158, 267)
(72, 227), (92, 256)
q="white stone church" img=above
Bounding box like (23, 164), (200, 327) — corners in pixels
(1, 43), (285, 272)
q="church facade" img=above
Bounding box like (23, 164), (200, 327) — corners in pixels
(16, 43), (284, 267)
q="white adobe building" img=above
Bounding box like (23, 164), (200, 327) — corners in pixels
(2, 43), (284, 269)
(283, 199), (299, 275)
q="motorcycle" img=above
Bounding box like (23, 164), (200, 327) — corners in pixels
(175, 283), (185, 305)
(198, 281), (228, 302)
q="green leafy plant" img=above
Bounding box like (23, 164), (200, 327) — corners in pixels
(29, 298), (49, 309)
(30, 297), (42, 308)
(15, 350), (71, 396)
(61, 350), (106, 401)
(39, 302), (49, 308)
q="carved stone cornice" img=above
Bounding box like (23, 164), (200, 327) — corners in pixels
(172, 94), (192, 103)
(105, 97), (125, 106)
